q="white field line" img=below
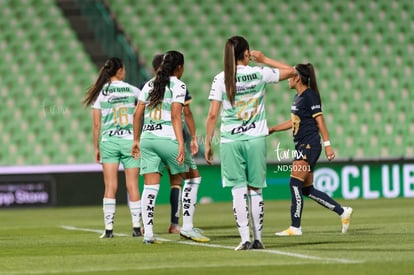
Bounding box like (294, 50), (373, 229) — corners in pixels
(60, 225), (362, 264)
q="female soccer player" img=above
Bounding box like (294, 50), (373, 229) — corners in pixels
(147, 54), (209, 242)
(83, 57), (142, 238)
(138, 54), (182, 235)
(176, 88), (210, 242)
(268, 63), (353, 236)
(205, 36), (295, 250)
(131, 50), (187, 244)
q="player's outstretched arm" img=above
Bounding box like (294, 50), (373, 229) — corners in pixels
(268, 119), (292, 135)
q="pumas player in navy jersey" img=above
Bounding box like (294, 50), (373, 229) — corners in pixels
(269, 63), (353, 236)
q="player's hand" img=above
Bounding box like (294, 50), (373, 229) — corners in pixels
(205, 144), (214, 165)
(177, 144), (185, 165)
(325, 146), (335, 161)
(250, 50), (265, 63)
(190, 138), (199, 156)
(131, 141), (140, 159)
(94, 148), (101, 163)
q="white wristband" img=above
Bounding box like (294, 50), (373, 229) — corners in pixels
(323, 140), (331, 147)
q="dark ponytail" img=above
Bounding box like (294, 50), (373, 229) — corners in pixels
(224, 36), (249, 106)
(148, 50), (184, 108)
(83, 57), (124, 106)
(295, 63), (321, 103)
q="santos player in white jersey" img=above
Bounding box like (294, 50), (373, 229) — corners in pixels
(132, 50), (188, 244)
(205, 36), (295, 250)
(83, 57), (142, 238)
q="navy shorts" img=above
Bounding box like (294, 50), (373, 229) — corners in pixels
(294, 139), (322, 172)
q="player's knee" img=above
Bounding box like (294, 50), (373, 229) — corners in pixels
(302, 186), (313, 197)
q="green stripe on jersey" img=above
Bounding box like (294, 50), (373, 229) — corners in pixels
(209, 65), (280, 143)
(92, 81), (140, 141)
(139, 76), (186, 140)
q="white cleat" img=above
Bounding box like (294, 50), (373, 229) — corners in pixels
(275, 226), (302, 236)
(341, 207), (353, 233)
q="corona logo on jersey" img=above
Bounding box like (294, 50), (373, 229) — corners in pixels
(102, 86), (131, 96)
(236, 73), (258, 83)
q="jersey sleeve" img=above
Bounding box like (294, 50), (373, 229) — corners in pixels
(208, 74), (224, 101)
(307, 91), (323, 117)
(259, 66), (280, 84)
(138, 81), (151, 103)
(91, 93), (102, 109)
(172, 82), (186, 104)
(184, 89), (192, 105)
(131, 85), (141, 104)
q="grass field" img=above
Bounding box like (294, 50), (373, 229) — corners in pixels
(1, 198), (413, 275)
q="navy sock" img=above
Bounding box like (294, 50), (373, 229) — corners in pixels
(170, 186), (181, 225)
(290, 177), (304, 228)
(303, 186), (343, 215)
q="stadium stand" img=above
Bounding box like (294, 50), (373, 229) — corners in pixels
(0, 0), (97, 165)
(0, 0), (413, 165)
(105, 0), (414, 160)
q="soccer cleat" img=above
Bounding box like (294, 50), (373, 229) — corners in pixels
(168, 224), (181, 234)
(180, 228), (210, 242)
(234, 241), (252, 251)
(275, 226), (302, 236)
(143, 237), (162, 244)
(252, 240), (265, 249)
(341, 207), (353, 233)
(100, 229), (114, 239)
(132, 227), (142, 237)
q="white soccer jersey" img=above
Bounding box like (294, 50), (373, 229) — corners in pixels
(92, 80), (140, 141)
(139, 76), (186, 140)
(209, 65), (280, 143)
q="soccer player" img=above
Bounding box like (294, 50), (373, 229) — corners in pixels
(147, 54), (209, 242)
(268, 63), (353, 236)
(131, 50), (187, 244)
(176, 80), (210, 243)
(138, 54), (182, 234)
(83, 57), (142, 238)
(205, 36), (295, 250)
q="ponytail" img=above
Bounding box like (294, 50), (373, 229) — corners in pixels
(148, 50), (184, 108)
(83, 57), (123, 106)
(224, 39), (236, 106)
(223, 36), (250, 106)
(295, 63), (321, 104)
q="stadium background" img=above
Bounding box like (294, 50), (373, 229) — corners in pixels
(0, 0), (413, 207)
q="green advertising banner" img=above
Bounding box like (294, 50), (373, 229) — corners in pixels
(311, 162), (414, 199)
(153, 163), (291, 204)
(2, 160), (413, 207)
(153, 160), (414, 204)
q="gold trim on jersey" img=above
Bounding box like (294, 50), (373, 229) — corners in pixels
(312, 112), (323, 118)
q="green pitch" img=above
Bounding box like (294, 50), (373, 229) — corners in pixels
(1, 198), (413, 275)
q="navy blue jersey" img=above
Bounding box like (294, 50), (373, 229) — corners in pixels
(291, 88), (322, 145)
